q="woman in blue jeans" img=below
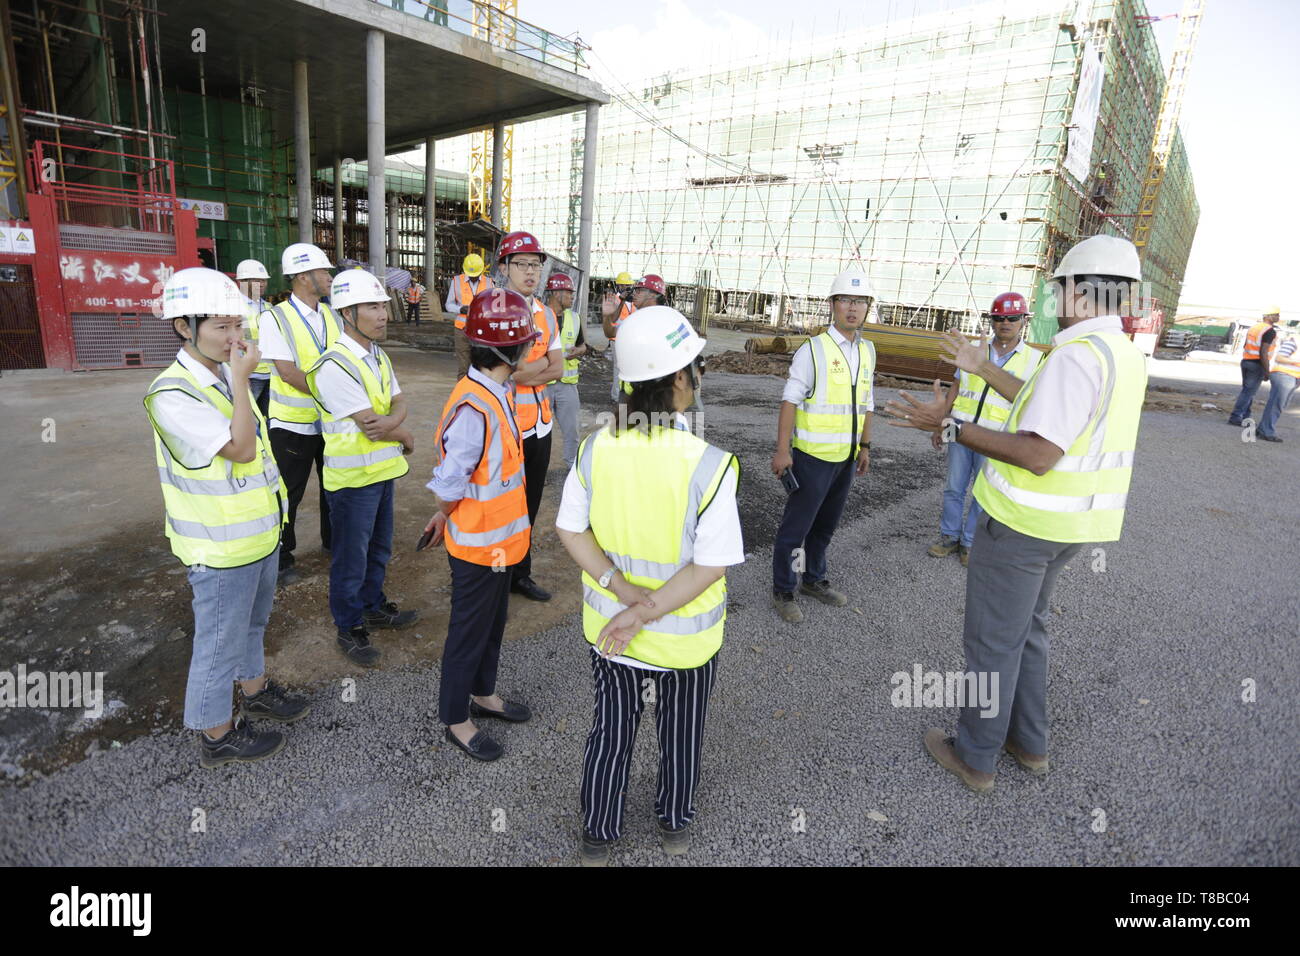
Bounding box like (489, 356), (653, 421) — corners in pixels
(1258, 335), (1300, 441)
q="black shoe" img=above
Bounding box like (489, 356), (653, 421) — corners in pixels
(363, 601), (420, 630)
(242, 678), (311, 723)
(337, 626), (381, 667)
(444, 726), (502, 761)
(1227, 418), (1242, 426)
(469, 698), (532, 723)
(198, 716), (285, 769)
(279, 551), (296, 570)
(510, 576), (551, 602)
(277, 566), (302, 587)
(580, 830), (613, 867)
(1259, 434), (1283, 442)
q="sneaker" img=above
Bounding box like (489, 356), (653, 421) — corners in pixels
(772, 590), (804, 623)
(198, 716), (285, 769)
(579, 831), (613, 867)
(337, 626), (381, 667)
(799, 580), (848, 607)
(658, 819), (690, 857)
(958, 545), (970, 567)
(928, 536), (960, 557)
(363, 601), (420, 630)
(242, 678), (311, 723)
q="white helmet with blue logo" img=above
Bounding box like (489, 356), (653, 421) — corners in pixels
(331, 267), (389, 311)
(829, 269), (873, 299)
(614, 306), (705, 383)
(280, 242), (333, 276)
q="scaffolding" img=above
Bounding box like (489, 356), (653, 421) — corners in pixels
(508, 0), (1199, 341)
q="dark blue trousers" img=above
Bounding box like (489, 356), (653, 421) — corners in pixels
(1230, 360), (1267, 422)
(325, 479), (393, 632)
(772, 448), (856, 593)
(440, 553), (515, 725)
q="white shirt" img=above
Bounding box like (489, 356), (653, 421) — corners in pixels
(149, 349), (237, 469)
(312, 333), (402, 420)
(1014, 315), (1123, 454)
(782, 324), (875, 411)
(554, 428), (745, 672)
(517, 297), (562, 440)
(259, 294), (332, 435)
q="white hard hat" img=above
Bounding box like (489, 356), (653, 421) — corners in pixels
(829, 269), (873, 299)
(235, 259), (269, 281)
(614, 306), (706, 383)
(161, 267), (248, 321)
(331, 268), (389, 311)
(1052, 235), (1141, 282)
(281, 242), (333, 276)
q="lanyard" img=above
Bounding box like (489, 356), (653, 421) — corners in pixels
(288, 297), (330, 354)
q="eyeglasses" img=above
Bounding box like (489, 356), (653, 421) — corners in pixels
(835, 297), (871, 307)
(509, 260), (543, 273)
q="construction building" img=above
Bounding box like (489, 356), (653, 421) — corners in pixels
(0, 0), (606, 371)
(506, 0), (1199, 344)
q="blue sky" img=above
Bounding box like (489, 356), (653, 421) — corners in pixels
(514, 0), (1300, 318)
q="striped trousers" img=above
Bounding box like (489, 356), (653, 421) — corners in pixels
(580, 648), (717, 842)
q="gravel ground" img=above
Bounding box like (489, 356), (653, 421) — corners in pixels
(1, 375), (1297, 866)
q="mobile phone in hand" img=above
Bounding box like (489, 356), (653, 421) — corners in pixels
(779, 468), (800, 495)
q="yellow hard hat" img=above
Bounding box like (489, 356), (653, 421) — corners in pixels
(463, 253), (485, 278)
(1264, 305), (1282, 316)
(615, 271), (634, 286)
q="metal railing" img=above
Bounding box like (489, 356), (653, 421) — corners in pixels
(372, 1), (589, 73)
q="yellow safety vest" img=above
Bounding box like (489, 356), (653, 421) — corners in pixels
(576, 424), (739, 669)
(144, 361), (287, 568)
(559, 307), (580, 384)
(973, 330), (1147, 543)
(792, 331), (876, 462)
(267, 299), (343, 427)
(305, 342), (410, 491)
(244, 300), (273, 377)
(951, 341), (1044, 428)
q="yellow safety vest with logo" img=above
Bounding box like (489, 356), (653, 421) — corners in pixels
(973, 330), (1147, 543)
(267, 299), (343, 427)
(576, 424), (739, 670)
(792, 331), (876, 462)
(305, 343), (410, 491)
(559, 307), (580, 384)
(951, 341), (1044, 428)
(144, 362), (287, 568)
(244, 299), (273, 377)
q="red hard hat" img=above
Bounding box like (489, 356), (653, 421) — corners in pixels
(545, 272), (574, 292)
(989, 292), (1029, 317)
(465, 288), (540, 347)
(633, 274), (666, 295)
(496, 230), (545, 263)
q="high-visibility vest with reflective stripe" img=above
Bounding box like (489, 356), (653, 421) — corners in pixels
(973, 330), (1147, 544)
(576, 425), (739, 670)
(435, 375), (530, 566)
(244, 300), (273, 376)
(559, 307), (580, 384)
(144, 362), (287, 568)
(791, 332), (876, 462)
(512, 298), (554, 435)
(610, 301), (635, 339)
(267, 299), (343, 426)
(453, 274), (493, 330)
(951, 341), (1044, 428)
(406, 284), (423, 305)
(1273, 340), (1300, 380)
(305, 343), (410, 491)
(1243, 322), (1277, 365)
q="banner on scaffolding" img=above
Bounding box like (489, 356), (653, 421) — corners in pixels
(1064, 37), (1104, 183)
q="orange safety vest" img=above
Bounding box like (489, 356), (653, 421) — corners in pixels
(1243, 322), (1277, 364)
(435, 375), (530, 566)
(406, 284), (423, 305)
(512, 298), (554, 436)
(453, 274), (494, 330)
(611, 301), (636, 339)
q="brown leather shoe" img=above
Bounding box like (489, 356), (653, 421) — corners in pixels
(924, 728), (994, 793)
(1003, 738), (1049, 775)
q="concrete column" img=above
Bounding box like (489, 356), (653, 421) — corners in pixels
(576, 101), (599, 320)
(366, 30), (386, 279)
(424, 136), (436, 284)
(388, 194), (400, 268)
(490, 120), (504, 228)
(293, 59), (312, 244)
(333, 157), (344, 261)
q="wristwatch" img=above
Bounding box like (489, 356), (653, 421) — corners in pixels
(859, 440), (871, 450)
(598, 567), (616, 589)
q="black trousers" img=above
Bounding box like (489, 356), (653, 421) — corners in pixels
(440, 553), (515, 725)
(513, 427), (552, 582)
(269, 427), (332, 564)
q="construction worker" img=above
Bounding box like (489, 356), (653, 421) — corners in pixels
(446, 253), (494, 378)
(601, 273), (667, 401)
(144, 267), (308, 769)
(769, 269), (875, 624)
(885, 235), (1149, 793)
(928, 292), (1043, 567)
(257, 242), (340, 585)
(404, 273), (425, 324)
(496, 230), (564, 603)
(1228, 306), (1282, 426)
(555, 306), (742, 866)
(545, 271), (588, 470)
(1258, 331), (1300, 442)
(305, 268), (419, 667)
(235, 259), (274, 419)
(424, 289), (539, 762)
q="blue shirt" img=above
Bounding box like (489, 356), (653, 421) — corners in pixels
(428, 366), (519, 502)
